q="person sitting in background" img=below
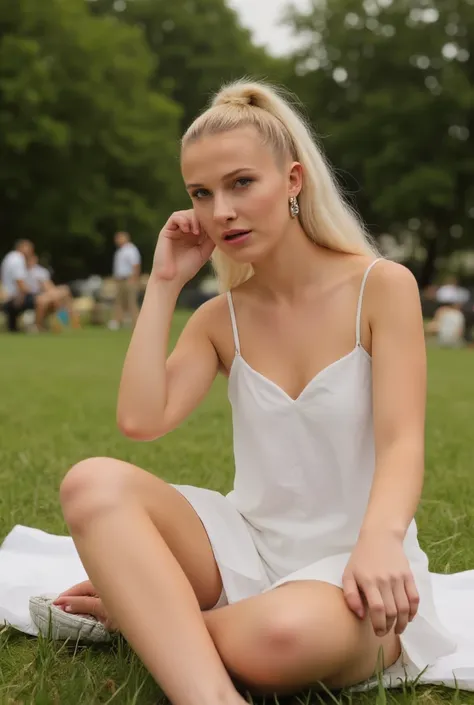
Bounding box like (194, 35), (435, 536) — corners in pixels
(26, 255), (80, 331)
(26, 255), (51, 296)
(1, 239), (36, 332)
(108, 231), (141, 330)
(426, 299), (465, 348)
(436, 276), (470, 306)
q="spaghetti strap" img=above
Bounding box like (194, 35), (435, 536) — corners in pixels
(227, 291), (241, 355)
(356, 258), (383, 346)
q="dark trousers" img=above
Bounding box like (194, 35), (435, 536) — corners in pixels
(3, 294), (36, 332)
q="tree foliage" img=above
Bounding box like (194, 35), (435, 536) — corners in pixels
(88, 0), (282, 131)
(0, 0), (284, 279)
(0, 0), (184, 279)
(1, 0), (472, 283)
(286, 0), (474, 283)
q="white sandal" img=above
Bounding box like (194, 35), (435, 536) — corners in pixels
(29, 595), (113, 644)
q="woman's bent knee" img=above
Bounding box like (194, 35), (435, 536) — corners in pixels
(209, 584), (395, 694)
(258, 606), (312, 661)
(60, 457), (132, 532)
(212, 603), (319, 692)
(247, 610), (315, 691)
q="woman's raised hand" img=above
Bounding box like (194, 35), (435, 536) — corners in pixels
(153, 210), (215, 288)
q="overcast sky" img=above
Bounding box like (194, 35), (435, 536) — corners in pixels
(228, 0), (311, 56)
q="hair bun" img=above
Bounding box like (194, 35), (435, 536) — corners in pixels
(212, 83), (262, 109)
(221, 94), (252, 107)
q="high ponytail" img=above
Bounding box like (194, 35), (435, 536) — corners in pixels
(182, 79), (379, 292)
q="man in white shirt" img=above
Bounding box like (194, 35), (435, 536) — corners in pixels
(1, 240), (35, 332)
(108, 232), (141, 330)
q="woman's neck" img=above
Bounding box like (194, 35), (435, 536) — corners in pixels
(250, 224), (334, 302)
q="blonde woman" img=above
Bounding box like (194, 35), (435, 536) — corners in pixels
(38, 81), (460, 702)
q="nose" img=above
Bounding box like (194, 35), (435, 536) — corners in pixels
(213, 192), (236, 224)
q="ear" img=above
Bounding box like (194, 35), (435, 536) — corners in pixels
(288, 162), (303, 198)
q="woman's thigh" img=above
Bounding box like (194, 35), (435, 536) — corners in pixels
(53, 285), (71, 300)
(62, 457), (223, 610)
(204, 580), (401, 694)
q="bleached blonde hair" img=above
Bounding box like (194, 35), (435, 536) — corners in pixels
(182, 79), (378, 292)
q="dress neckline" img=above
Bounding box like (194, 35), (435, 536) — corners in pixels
(229, 343), (371, 404)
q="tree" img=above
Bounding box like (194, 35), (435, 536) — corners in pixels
(286, 0), (474, 284)
(87, 0), (285, 131)
(0, 0), (182, 279)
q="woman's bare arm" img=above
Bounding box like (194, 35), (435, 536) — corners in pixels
(117, 279), (220, 442)
(361, 260), (427, 538)
(342, 261), (425, 635)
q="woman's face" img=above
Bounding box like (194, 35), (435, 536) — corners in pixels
(181, 126), (302, 263)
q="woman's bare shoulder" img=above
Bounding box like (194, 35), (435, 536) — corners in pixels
(366, 259), (419, 296)
(364, 259), (422, 324)
(189, 292), (233, 348)
(189, 292), (230, 332)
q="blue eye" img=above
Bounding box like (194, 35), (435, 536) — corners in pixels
(191, 178), (253, 200)
(235, 177), (253, 188)
(192, 189), (210, 200)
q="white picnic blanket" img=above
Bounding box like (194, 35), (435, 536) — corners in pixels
(1, 525), (474, 690)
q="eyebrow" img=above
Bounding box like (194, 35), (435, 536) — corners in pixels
(185, 167), (257, 190)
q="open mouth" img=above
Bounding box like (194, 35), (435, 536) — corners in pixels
(223, 230), (251, 242)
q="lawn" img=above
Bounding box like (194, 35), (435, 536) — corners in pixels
(0, 316), (473, 705)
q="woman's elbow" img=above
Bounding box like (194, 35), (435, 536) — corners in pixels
(116, 414), (165, 442)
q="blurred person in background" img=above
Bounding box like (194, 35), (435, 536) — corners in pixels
(436, 275), (470, 306)
(426, 299), (465, 347)
(26, 255), (80, 330)
(108, 231), (141, 330)
(1, 239), (35, 332)
(26, 254), (51, 296)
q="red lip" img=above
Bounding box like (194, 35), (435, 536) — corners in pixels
(222, 229), (251, 240)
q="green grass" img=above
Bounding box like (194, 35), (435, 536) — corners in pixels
(0, 316), (473, 705)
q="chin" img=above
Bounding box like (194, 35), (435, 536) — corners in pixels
(223, 248), (259, 266)
(223, 238), (276, 264)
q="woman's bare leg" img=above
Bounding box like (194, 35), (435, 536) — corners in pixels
(60, 458), (246, 705)
(34, 293), (52, 330)
(50, 286), (81, 327)
(204, 581), (401, 695)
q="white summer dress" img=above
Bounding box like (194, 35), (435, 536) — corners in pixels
(1, 259), (474, 691)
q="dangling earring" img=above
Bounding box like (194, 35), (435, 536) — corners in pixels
(289, 196), (300, 218)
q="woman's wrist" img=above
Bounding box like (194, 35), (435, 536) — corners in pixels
(358, 525), (406, 543)
(147, 271), (184, 300)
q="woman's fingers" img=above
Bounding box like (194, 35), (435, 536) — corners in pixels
(377, 581), (398, 635)
(342, 570), (365, 619)
(404, 574), (420, 624)
(363, 583), (388, 636)
(168, 211), (198, 235)
(364, 578), (414, 637)
(191, 211), (200, 235)
(54, 596), (109, 624)
(392, 579), (411, 635)
(177, 215), (191, 232)
(177, 209), (199, 234)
